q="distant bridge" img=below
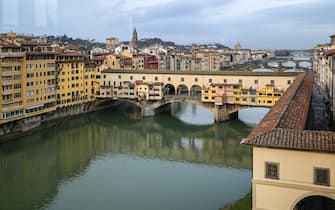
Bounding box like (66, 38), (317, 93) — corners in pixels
(265, 56), (312, 69)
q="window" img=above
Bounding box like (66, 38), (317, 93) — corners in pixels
(271, 80), (275, 85)
(288, 80), (292, 85)
(239, 79), (243, 84)
(26, 90), (34, 97)
(14, 93), (21, 98)
(168, 77), (171, 81)
(314, 168), (330, 186)
(155, 77), (158, 81)
(209, 78), (212, 83)
(130, 76), (133, 80)
(265, 162), (279, 179)
(118, 75), (122, 79)
(195, 78), (198, 82)
(181, 77), (184, 82)
(254, 80), (258, 85)
(27, 82), (34, 87)
(14, 84), (21, 89)
(224, 79), (227, 83)
(14, 75), (21, 80)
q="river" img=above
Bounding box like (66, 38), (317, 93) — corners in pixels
(0, 102), (262, 210)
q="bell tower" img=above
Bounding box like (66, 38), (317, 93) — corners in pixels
(129, 28), (138, 48)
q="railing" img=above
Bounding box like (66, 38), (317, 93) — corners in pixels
(2, 105), (23, 111)
(164, 95), (201, 101)
(3, 99), (13, 104)
(2, 80), (13, 85)
(0, 52), (24, 57)
(2, 89), (13, 95)
(1, 71), (12, 76)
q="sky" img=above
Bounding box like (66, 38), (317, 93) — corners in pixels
(0, 0), (334, 49)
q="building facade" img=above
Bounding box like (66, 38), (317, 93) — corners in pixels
(56, 52), (86, 108)
(0, 34), (57, 124)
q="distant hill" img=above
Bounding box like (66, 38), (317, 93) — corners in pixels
(44, 34), (229, 51)
(45, 34), (105, 49)
(123, 37), (229, 50)
(138, 38), (176, 48)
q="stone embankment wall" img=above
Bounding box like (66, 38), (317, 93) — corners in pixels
(0, 99), (114, 142)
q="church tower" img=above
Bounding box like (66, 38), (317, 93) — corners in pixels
(129, 28), (138, 48)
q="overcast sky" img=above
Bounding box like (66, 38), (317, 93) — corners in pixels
(0, 0), (334, 49)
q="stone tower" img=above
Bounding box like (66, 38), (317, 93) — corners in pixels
(129, 28), (138, 48)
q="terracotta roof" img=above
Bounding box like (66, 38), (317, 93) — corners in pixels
(0, 40), (20, 48)
(85, 61), (98, 67)
(26, 51), (56, 56)
(243, 73), (306, 141)
(57, 51), (83, 57)
(277, 72), (313, 130)
(246, 128), (335, 153)
(20, 42), (50, 46)
(241, 71), (335, 153)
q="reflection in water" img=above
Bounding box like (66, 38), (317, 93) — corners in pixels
(239, 108), (270, 127)
(0, 107), (253, 210)
(171, 102), (215, 125)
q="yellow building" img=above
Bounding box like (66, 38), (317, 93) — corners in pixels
(201, 84), (216, 103)
(200, 82), (282, 107)
(0, 35), (57, 124)
(242, 72), (335, 210)
(84, 61), (99, 102)
(257, 84), (283, 107)
(0, 40), (25, 123)
(104, 54), (121, 70)
(136, 83), (149, 100)
(56, 51), (86, 108)
(22, 42), (57, 117)
(232, 84), (242, 104)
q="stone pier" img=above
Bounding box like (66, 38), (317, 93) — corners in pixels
(141, 103), (171, 117)
(214, 104), (239, 122)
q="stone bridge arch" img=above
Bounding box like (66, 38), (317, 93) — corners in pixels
(298, 61), (312, 68)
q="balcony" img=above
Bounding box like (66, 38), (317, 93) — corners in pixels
(2, 89), (13, 95)
(1, 71), (12, 76)
(2, 80), (13, 85)
(2, 99), (13, 104)
(0, 52), (24, 58)
(2, 105), (23, 111)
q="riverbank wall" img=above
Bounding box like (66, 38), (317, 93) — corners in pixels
(0, 99), (115, 143)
